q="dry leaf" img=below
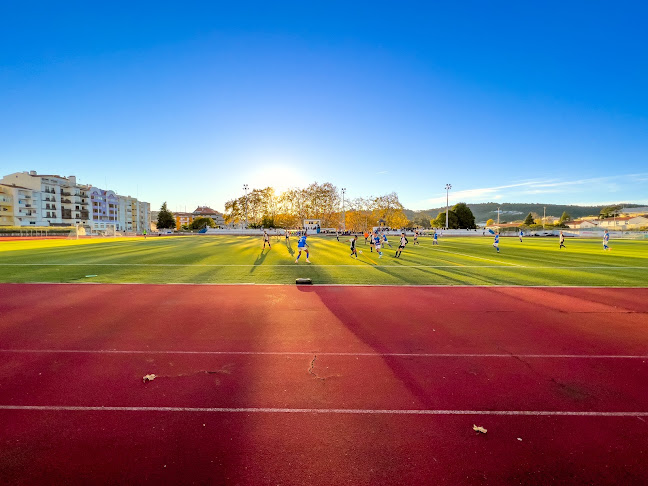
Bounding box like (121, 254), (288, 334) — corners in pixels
(143, 374), (157, 383)
(473, 425), (487, 434)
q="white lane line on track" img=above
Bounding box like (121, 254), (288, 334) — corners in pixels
(0, 405), (646, 416)
(2, 282), (647, 288)
(0, 263), (646, 269)
(1, 349), (646, 359)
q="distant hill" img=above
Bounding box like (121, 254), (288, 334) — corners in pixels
(405, 202), (644, 225)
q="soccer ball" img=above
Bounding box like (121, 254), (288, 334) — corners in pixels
(359, 250), (363, 254)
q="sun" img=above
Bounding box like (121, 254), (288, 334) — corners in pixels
(248, 164), (308, 193)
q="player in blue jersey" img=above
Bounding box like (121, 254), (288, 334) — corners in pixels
(603, 230), (610, 251)
(519, 230), (524, 242)
(374, 232), (383, 258)
(432, 230), (439, 245)
(493, 232), (500, 253)
(295, 232), (310, 263)
(382, 233), (392, 248)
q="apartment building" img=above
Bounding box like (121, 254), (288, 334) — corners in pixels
(0, 171), (151, 233)
(0, 171), (90, 226)
(174, 211), (194, 230)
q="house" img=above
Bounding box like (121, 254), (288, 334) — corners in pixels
(565, 219), (600, 229)
(192, 206), (225, 227)
(619, 207), (648, 217)
(598, 216), (648, 229)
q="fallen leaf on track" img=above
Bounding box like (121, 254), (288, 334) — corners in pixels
(143, 374), (157, 383)
(473, 425), (487, 434)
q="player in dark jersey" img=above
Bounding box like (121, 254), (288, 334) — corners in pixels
(350, 235), (358, 258)
(395, 233), (408, 258)
(263, 230), (271, 249)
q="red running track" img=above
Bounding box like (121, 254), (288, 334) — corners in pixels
(0, 284), (647, 485)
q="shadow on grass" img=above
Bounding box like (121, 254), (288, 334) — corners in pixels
(249, 249), (269, 274)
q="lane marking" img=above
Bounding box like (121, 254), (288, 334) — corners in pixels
(1, 349), (646, 359)
(0, 263), (646, 269)
(1, 283), (647, 289)
(0, 405), (646, 417)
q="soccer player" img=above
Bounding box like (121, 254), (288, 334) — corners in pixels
(369, 231), (375, 252)
(336, 230), (340, 242)
(285, 229), (290, 245)
(519, 230), (524, 242)
(559, 231), (566, 249)
(374, 232), (383, 258)
(350, 235), (358, 258)
(295, 232), (310, 263)
(603, 230), (610, 251)
(493, 232), (500, 253)
(382, 233), (392, 248)
(413, 231), (419, 245)
(263, 230), (271, 249)
(395, 232), (408, 258)
(363, 231), (369, 245)
(432, 230), (439, 245)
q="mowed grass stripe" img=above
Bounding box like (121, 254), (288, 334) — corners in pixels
(0, 235), (646, 286)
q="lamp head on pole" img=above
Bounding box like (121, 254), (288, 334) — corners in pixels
(445, 183), (452, 191)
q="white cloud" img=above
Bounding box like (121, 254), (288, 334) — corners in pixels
(412, 173), (648, 208)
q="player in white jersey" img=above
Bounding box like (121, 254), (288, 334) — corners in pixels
(395, 233), (408, 258)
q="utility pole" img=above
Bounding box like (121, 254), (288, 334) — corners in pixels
(243, 184), (249, 228)
(543, 206), (546, 230)
(341, 188), (346, 232)
(497, 206), (501, 225)
(445, 183), (452, 229)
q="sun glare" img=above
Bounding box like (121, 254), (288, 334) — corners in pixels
(248, 164), (308, 193)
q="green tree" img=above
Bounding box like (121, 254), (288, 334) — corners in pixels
(523, 213), (535, 226)
(157, 202), (176, 229)
(452, 202), (476, 229)
(189, 217), (216, 230)
(599, 205), (621, 219)
(433, 210), (459, 229)
(559, 211), (571, 223)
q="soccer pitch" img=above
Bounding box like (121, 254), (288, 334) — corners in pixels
(0, 235), (646, 286)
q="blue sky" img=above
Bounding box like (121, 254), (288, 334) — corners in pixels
(1, 1), (647, 212)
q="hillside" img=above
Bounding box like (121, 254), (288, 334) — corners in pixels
(405, 202), (644, 225)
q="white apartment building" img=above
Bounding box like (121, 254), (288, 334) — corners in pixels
(115, 195), (150, 233)
(0, 171), (151, 233)
(0, 171), (90, 227)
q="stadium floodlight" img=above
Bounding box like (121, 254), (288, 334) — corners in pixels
(445, 184), (452, 229)
(342, 188), (346, 232)
(243, 184), (249, 227)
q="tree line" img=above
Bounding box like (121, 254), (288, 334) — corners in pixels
(157, 183), (479, 231)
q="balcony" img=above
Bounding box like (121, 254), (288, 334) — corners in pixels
(61, 199), (72, 204)
(62, 191), (72, 196)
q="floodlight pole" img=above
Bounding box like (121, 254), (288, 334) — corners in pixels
(243, 184), (249, 228)
(497, 206), (501, 225)
(445, 184), (452, 229)
(341, 188), (346, 232)
(543, 206), (546, 230)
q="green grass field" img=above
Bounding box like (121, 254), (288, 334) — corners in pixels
(0, 234), (646, 286)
